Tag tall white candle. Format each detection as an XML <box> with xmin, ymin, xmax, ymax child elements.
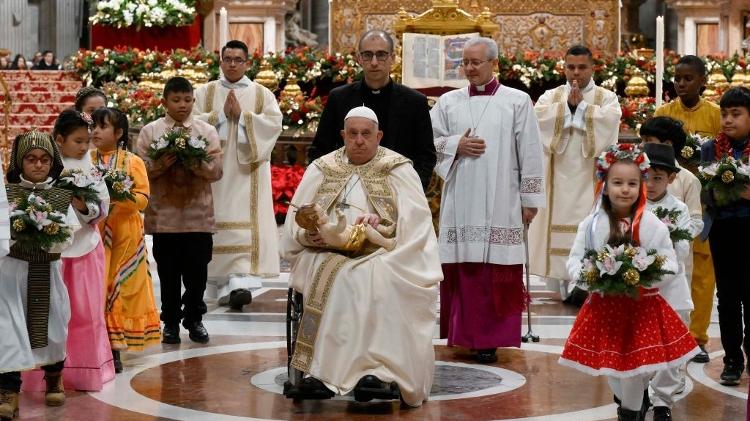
<box><xmin>656</xmin><ymin>15</ymin><xmax>664</xmax><ymax>107</ymax></box>
<box><xmin>219</xmin><ymin>7</ymin><xmax>229</xmax><ymax>52</ymax></box>
<box><xmin>328</xmin><ymin>0</ymin><xmax>333</xmax><ymax>51</ymax></box>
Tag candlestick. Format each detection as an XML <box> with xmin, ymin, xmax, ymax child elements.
<box><xmin>656</xmin><ymin>15</ymin><xmax>664</xmax><ymax>108</ymax></box>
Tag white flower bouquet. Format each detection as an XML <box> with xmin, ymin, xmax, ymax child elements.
<box><xmin>90</xmin><ymin>0</ymin><xmax>196</xmax><ymax>29</ymax></box>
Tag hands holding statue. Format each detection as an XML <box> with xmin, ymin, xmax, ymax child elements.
<box><xmin>293</xmin><ymin>203</ymin><xmax>395</xmax><ymax>253</ymax></box>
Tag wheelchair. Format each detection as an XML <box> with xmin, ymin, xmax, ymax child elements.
<box><xmin>282</xmin><ymin>287</ymin><xmax>401</xmax><ymax>402</ymax></box>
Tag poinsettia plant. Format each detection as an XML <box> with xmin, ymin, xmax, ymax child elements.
<box><xmin>271</xmin><ymin>164</ymin><xmax>306</xmax><ymax>221</ymax></box>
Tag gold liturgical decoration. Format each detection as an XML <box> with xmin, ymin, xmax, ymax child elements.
<box><xmin>625</xmin><ymin>70</ymin><xmax>649</xmax><ymax>97</ymax></box>
<box><xmin>254</xmin><ymin>60</ymin><xmax>279</xmax><ymax>92</ymax></box>
<box><xmin>730</xmin><ymin>69</ymin><xmax>747</xmax><ymax>88</ymax></box>
<box><xmin>281</xmin><ymin>75</ymin><xmax>303</xmax><ymax>99</ymax></box>
<box><xmin>393</xmin><ymin>0</ymin><xmax>498</xmax><ymax>39</ymax></box>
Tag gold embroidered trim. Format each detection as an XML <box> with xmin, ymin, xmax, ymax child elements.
<box><xmin>208</xmin><ymin>110</ymin><xmax>219</xmax><ymax>127</ymax></box>
<box><xmin>549</xmin><ymin>87</ymin><xmax>565</xmax><ymax>154</ymax></box>
<box><xmin>215</xmin><ymin>221</ymin><xmax>253</xmax><ymax>229</ymax></box>
<box><xmin>255</xmin><ymin>83</ymin><xmax>264</xmax><ymax>114</ymax></box>
<box><xmin>544</xmin><ymin>155</ymin><xmax>556</xmax><ymax>276</ymax></box>
<box><xmin>551</xmin><ymin>224</ymin><xmax>578</xmax><ymax>233</ymax></box>
<box><xmin>248</xmin><ymin>162</ymin><xmax>260</xmax><ymax>273</ymax></box>
<box><xmin>550</xmin><ymin>247</ymin><xmax>571</xmax><ymax>256</ymax></box>
<box><xmin>205</xmin><ymin>81</ymin><xmax>216</xmax><ymax>113</ymax></box>
<box><xmin>291</xmin><ymin>253</ymin><xmax>349</xmax><ymax>372</ymax></box>
<box><xmin>583</xmin><ymin>87</ymin><xmax>605</xmax><ymax>159</ymax></box>
<box><xmin>212</xmin><ymin>245</ymin><xmax>253</xmax><ymax>254</ymax></box>
<box><xmin>243</xmin><ymin>112</ymin><xmax>258</xmax><ymax>163</ymax></box>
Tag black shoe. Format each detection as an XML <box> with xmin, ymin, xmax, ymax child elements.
<box><xmin>228</xmin><ymin>288</ymin><xmax>253</xmax><ymax>310</ymax></box>
<box><xmin>162</xmin><ymin>324</ymin><xmax>181</xmax><ymax>344</ymax></box>
<box><xmin>112</xmin><ymin>350</ymin><xmax>122</xmax><ymax>373</ymax></box>
<box><xmin>295</xmin><ymin>377</ymin><xmax>334</xmax><ymax>399</ymax></box>
<box><xmin>691</xmin><ymin>345</ymin><xmax>710</xmax><ymax>363</ymax></box>
<box><xmin>353</xmin><ymin>375</ymin><xmax>400</xmax><ymax>402</ymax></box>
<box><xmin>720</xmin><ymin>362</ymin><xmax>743</xmax><ymax>386</ymax></box>
<box><xmin>639</xmin><ymin>389</ymin><xmax>651</xmax><ymax>419</ymax></box>
<box><xmin>653</xmin><ymin>406</ymin><xmax>672</xmax><ymax>421</ymax></box>
<box><xmin>475</xmin><ymin>348</ymin><xmax>498</xmax><ymax>364</ymax></box>
<box><xmin>617</xmin><ymin>407</ymin><xmax>640</xmax><ymax>421</ymax></box>
<box><xmin>183</xmin><ymin>321</ymin><xmax>209</xmax><ymax>344</ymax></box>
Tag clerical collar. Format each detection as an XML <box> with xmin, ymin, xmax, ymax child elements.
<box><xmin>18</xmin><ymin>175</ymin><xmax>53</xmax><ymax>190</ymax></box>
<box><xmin>362</xmin><ymin>79</ymin><xmax>393</xmax><ymax>95</ymax></box>
<box><xmin>220</xmin><ymin>75</ymin><xmax>252</xmax><ymax>90</ymax></box>
<box><xmin>164</xmin><ymin>113</ymin><xmax>193</xmax><ymax>129</ymax></box>
<box><xmin>469</xmin><ymin>77</ymin><xmax>499</xmax><ymax>96</ymax></box>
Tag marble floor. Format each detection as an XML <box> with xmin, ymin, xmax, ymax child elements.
<box><xmin>11</xmin><ymin>256</ymin><xmax>747</xmax><ymax>420</ymax></box>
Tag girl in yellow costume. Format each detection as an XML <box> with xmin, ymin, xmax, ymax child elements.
<box><xmin>90</xmin><ymin>108</ymin><xmax>161</xmax><ymax>372</ymax></box>
<box><xmin>654</xmin><ymin>54</ymin><xmax>719</xmax><ymax>363</ymax></box>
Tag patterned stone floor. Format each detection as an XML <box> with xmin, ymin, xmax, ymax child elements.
<box><xmin>10</xmin><ymin>267</ymin><xmax>746</xmax><ymax>421</ymax></box>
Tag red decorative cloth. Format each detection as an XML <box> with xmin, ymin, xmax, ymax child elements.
<box><xmin>440</xmin><ymin>262</ymin><xmax>525</xmax><ymax>349</ymax></box>
<box><xmin>91</xmin><ymin>20</ymin><xmax>201</xmax><ymax>51</ymax></box>
<box><xmin>559</xmin><ymin>288</ymin><xmax>699</xmax><ymax>378</ymax></box>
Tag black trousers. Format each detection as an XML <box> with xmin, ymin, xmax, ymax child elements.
<box><xmin>0</xmin><ymin>360</ymin><xmax>64</xmax><ymax>392</ymax></box>
<box><xmin>152</xmin><ymin>233</ymin><xmax>213</xmax><ymax>326</ymax></box>
<box><xmin>709</xmin><ymin>217</ymin><xmax>750</xmax><ymax>365</ymax></box>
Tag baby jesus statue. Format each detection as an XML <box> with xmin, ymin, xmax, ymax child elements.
<box><xmin>292</xmin><ymin>203</ymin><xmax>396</xmax><ymax>254</ymax></box>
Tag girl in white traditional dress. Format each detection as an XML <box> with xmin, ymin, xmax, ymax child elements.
<box><xmin>21</xmin><ymin>110</ymin><xmax>114</xmax><ymax>392</ymax></box>
<box><xmin>559</xmin><ymin>144</ymin><xmax>699</xmax><ymax>421</ymax></box>
<box><xmin>0</xmin><ymin>131</ymin><xmax>79</xmax><ymax>420</ymax></box>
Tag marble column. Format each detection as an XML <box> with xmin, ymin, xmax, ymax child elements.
<box><xmin>311</xmin><ymin>0</ymin><xmax>329</xmax><ymax>47</ymax></box>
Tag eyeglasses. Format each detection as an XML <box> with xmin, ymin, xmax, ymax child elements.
<box><xmin>222</xmin><ymin>57</ymin><xmax>247</xmax><ymax>65</ymax></box>
<box><xmin>358</xmin><ymin>51</ymin><xmax>392</xmax><ymax>62</ymax></box>
<box><xmin>23</xmin><ymin>155</ymin><xmax>52</xmax><ymax>166</ymax></box>
<box><xmin>460</xmin><ymin>59</ymin><xmax>491</xmax><ymax>68</ymax></box>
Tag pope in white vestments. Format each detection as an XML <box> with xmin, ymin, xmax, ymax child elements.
<box><xmin>193</xmin><ymin>41</ymin><xmax>283</xmax><ymax>308</ymax></box>
<box><xmin>280</xmin><ymin>106</ymin><xmax>442</xmax><ymax>407</ymax></box>
<box><xmin>430</xmin><ymin>38</ymin><xmax>546</xmax><ymax>363</ymax></box>
<box><xmin>529</xmin><ymin>45</ymin><xmax>621</xmax><ymax>287</ymax></box>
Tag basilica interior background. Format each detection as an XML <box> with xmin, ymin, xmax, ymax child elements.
<box><xmin>0</xmin><ymin>1</ymin><xmax>748</xmax><ymax>420</ymax></box>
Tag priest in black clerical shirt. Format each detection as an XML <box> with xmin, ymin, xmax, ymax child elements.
<box><xmin>309</xmin><ymin>30</ymin><xmax>436</xmax><ymax>190</ymax></box>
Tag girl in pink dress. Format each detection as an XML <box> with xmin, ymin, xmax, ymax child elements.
<box><xmin>22</xmin><ymin>110</ymin><xmax>114</xmax><ymax>391</ymax></box>
<box><xmin>559</xmin><ymin>144</ymin><xmax>699</xmax><ymax>421</ymax></box>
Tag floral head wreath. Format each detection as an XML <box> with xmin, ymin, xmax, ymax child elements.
<box><xmin>590</xmin><ymin>143</ymin><xmax>650</xmax><ymax>246</ymax></box>
<box><xmin>595</xmin><ymin>143</ymin><xmax>650</xmax><ymax>181</ymax></box>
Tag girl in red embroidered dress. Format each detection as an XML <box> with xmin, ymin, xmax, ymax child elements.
<box><xmin>560</xmin><ymin>144</ymin><xmax>699</xmax><ymax>421</ymax></box>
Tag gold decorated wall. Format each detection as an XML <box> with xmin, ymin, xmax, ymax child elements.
<box><xmin>331</xmin><ymin>0</ymin><xmax>620</xmax><ymax>55</ymax></box>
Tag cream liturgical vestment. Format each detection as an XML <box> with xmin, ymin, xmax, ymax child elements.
<box><xmin>529</xmin><ymin>81</ymin><xmax>620</xmax><ymax>280</ymax></box>
<box><xmin>193</xmin><ymin>76</ymin><xmax>282</xmax><ymax>281</ymax></box>
<box><xmin>431</xmin><ymin>84</ymin><xmax>546</xmax><ymax>265</ymax></box>
<box><xmin>280</xmin><ymin>147</ymin><xmax>442</xmax><ymax>407</ymax></box>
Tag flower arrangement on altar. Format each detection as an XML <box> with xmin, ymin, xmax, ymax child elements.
<box><xmin>650</xmin><ymin>207</ymin><xmax>693</xmax><ymax>244</ymax></box>
<box><xmin>619</xmin><ymin>96</ymin><xmax>656</xmax><ymax>131</ymax></box>
<box><xmin>577</xmin><ymin>244</ymin><xmax>673</xmax><ymax>297</ymax></box>
<box><xmin>699</xmin><ymin>155</ymin><xmax>750</xmax><ymax>207</ymax></box>
<box><xmin>90</xmin><ymin>0</ymin><xmax>196</xmax><ymax>29</ymax></box>
<box><xmin>279</xmin><ymin>94</ymin><xmax>325</xmax><ymax>131</ymax></box>
<box><xmin>55</xmin><ymin>168</ymin><xmax>103</xmax><ymax>203</ymax></box>
<box><xmin>147</xmin><ymin>127</ymin><xmax>212</xmax><ymax>168</ymax></box>
<box><xmin>70</xmin><ymin>46</ymin><xmax>218</xmax><ymax>86</ymax></box>
<box><xmin>102</xmin><ymin>82</ymin><xmax>164</xmax><ymax>124</ymax></box>
<box><xmin>10</xmin><ymin>194</ymin><xmax>72</xmax><ymax>250</ymax></box>
<box><xmin>271</xmin><ymin>164</ymin><xmax>306</xmax><ymax>221</ymax></box>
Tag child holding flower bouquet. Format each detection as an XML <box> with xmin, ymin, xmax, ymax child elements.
<box><xmin>0</xmin><ymin>131</ymin><xmax>81</xmax><ymax>420</ymax></box>
<box><xmin>699</xmin><ymin>86</ymin><xmax>750</xmax><ymax>386</ymax></box>
<box><xmin>91</xmin><ymin>107</ymin><xmax>160</xmax><ymax>372</ymax></box>
<box><xmin>653</xmin><ymin>55</ymin><xmax>720</xmax><ymax>365</ymax></box>
<box><xmin>643</xmin><ymin>143</ymin><xmax>702</xmax><ymax>421</ymax></box>
<box><xmin>136</xmin><ymin>77</ymin><xmax>223</xmax><ymax>344</ymax></box>
<box><xmin>560</xmin><ymin>144</ymin><xmax>699</xmax><ymax>421</ymax></box>
<box><xmin>21</xmin><ymin>110</ymin><xmax>114</xmax><ymax>393</ymax></box>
